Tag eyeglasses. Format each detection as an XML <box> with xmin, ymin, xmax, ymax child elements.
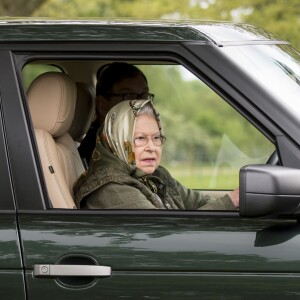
<box><xmin>134</xmin><ymin>134</ymin><xmax>166</xmax><ymax>147</ymax></box>
<box><xmin>106</xmin><ymin>93</ymin><xmax>154</xmax><ymax>101</ymax></box>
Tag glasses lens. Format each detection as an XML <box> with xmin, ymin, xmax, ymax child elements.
<box><xmin>134</xmin><ymin>135</ymin><xmax>165</xmax><ymax>147</ymax></box>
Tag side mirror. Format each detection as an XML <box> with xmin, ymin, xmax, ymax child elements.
<box><xmin>239</xmin><ymin>164</ymin><xmax>300</xmax><ymax>217</ymax></box>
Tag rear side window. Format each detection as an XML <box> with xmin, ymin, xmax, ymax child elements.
<box><xmin>22</xmin><ymin>64</ymin><xmax>62</xmax><ymax>90</ymax></box>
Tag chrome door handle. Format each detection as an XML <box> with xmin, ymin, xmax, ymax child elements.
<box><xmin>33</xmin><ymin>264</ymin><xmax>111</xmax><ymax>278</ymax></box>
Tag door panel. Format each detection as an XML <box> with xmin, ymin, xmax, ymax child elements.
<box><xmin>19</xmin><ymin>212</ymin><xmax>300</xmax><ymax>299</ymax></box>
<box><xmin>25</xmin><ymin>271</ymin><xmax>300</xmax><ymax>299</ymax></box>
<box><xmin>0</xmin><ymin>272</ymin><xmax>25</xmax><ymax>299</ymax></box>
<box><xmin>0</xmin><ymin>215</ymin><xmax>25</xmax><ymax>299</ymax></box>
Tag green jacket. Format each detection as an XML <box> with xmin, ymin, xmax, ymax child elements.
<box><xmin>74</xmin><ymin>138</ymin><xmax>236</xmax><ymax>211</ymax></box>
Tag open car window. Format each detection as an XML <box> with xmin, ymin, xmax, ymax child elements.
<box><xmin>22</xmin><ymin>60</ymin><xmax>275</xmax><ymax>210</ymax></box>
<box><xmin>140</xmin><ymin>64</ymin><xmax>275</xmax><ymax>190</ymax></box>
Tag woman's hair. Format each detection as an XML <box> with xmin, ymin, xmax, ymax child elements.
<box><xmin>96</xmin><ymin>62</ymin><xmax>148</xmax><ymax>96</ymax></box>
<box><xmin>137</xmin><ymin>101</ymin><xmax>156</xmax><ymax>119</ymax></box>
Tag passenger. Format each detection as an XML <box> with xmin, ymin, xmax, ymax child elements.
<box><xmin>74</xmin><ymin>99</ymin><xmax>239</xmax><ymax>210</ymax></box>
<box><xmin>78</xmin><ymin>62</ymin><xmax>152</xmax><ymax>165</ymax></box>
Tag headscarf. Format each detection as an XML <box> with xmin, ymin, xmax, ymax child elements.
<box><xmin>74</xmin><ymin>100</ymin><xmax>185</xmax><ymax>210</ymax></box>
<box><xmin>93</xmin><ymin>99</ymin><xmax>163</xmax><ymax>171</ymax></box>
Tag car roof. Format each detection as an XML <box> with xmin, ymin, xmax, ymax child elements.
<box><xmin>0</xmin><ymin>19</ymin><xmax>287</xmax><ymax>46</ymax></box>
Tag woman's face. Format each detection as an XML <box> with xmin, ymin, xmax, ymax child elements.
<box><xmin>134</xmin><ymin>114</ymin><xmax>162</xmax><ymax>174</ymax></box>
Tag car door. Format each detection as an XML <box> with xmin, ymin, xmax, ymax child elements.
<box><xmin>18</xmin><ymin>212</ymin><xmax>300</xmax><ymax>299</ymax></box>
<box><xmin>10</xmin><ymin>44</ymin><xmax>300</xmax><ymax>298</ymax></box>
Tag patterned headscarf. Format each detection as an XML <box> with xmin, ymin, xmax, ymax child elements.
<box><xmin>96</xmin><ymin>99</ymin><xmax>163</xmax><ymax>170</ymax></box>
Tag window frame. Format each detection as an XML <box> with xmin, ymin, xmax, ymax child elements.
<box><xmin>9</xmin><ymin>41</ymin><xmax>285</xmax><ymax>212</ymax></box>
<box><xmin>0</xmin><ymin>93</ymin><xmax>15</xmax><ymax>211</ymax></box>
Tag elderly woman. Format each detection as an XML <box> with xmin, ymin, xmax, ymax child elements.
<box><xmin>74</xmin><ymin>99</ymin><xmax>239</xmax><ymax>210</ymax></box>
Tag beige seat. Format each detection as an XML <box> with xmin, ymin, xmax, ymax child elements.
<box><xmin>69</xmin><ymin>82</ymin><xmax>96</xmax><ymax>144</ymax></box>
<box><xmin>27</xmin><ymin>72</ymin><xmax>85</xmax><ymax>209</ymax></box>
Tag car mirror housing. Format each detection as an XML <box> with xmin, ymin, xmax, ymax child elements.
<box><xmin>239</xmin><ymin>164</ymin><xmax>300</xmax><ymax>218</ymax></box>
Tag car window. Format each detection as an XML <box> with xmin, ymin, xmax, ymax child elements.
<box><xmin>22</xmin><ymin>60</ymin><xmax>275</xmax><ymax>210</ymax></box>
<box><xmin>22</xmin><ymin>64</ymin><xmax>62</xmax><ymax>90</ymax></box>
<box><xmin>139</xmin><ymin>64</ymin><xmax>275</xmax><ymax>190</ymax></box>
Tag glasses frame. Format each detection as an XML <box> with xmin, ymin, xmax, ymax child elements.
<box><xmin>134</xmin><ymin>134</ymin><xmax>166</xmax><ymax>147</ymax></box>
<box><xmin>106</xmin><ymin>93</ymin><xmax>155</xmax><ymax>101</ymax></box>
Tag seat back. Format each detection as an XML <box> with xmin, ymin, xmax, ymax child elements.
<box><xmin>69</xmin><ymin>82</ymin><xmax>96</xmax><ymax>143</ymax></box>
<box><xmin>27</xmin><ymin>72</ymin><xmax>85</xmax><ymax>208</ymax></box>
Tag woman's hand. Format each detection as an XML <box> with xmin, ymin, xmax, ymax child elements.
<box><xmin>229</xmin><ymin>188</ymin><xmax>239</xmax><ymax>208</ymax></box>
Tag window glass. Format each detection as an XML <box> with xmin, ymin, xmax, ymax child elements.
<box><xmin>22</xmin><ymin>64</ymin><xmax>62</xmax><ymax>90</ymax></box>
<box><xmin>22</xmin><ymin>59</ymin><xmax>275</xmax><ymax>209</ymax></box>
<box><xmin>140</xmin><ymin>65</ymin><xmax>275</xmax><ymax>190</ymax></box>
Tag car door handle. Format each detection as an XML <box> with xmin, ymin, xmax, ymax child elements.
<box><xmin>33</xmin><ymin>264</ymin><xmax>111</xmax><ymax>278</ymax></box>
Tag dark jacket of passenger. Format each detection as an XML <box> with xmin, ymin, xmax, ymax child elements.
<box><xmin>74</xmin><ymin>136</ymin><xmax>236</xmax><ymax>211</ymax></box>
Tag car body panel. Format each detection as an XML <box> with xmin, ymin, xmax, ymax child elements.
<box><xmin>20</xmin><ymin>212</ymin><xmax>300</xmax><ymax>298</ymax></box>
<box><xmin>0</xmin><ymin>19</ymin><xmax>284</xmax><ymax>44</ymax></box>
<box><xmin>0</xmin><ymin>215</ymin><xmax>25</xmax><ymax>300</ymax></box>
<box><xmin>25</xmin><ymin>272</ymin><xmax>300</xmax><ymax>299</ymax></box>
<box><xmin>192</xmin><ymin>23</ymin><xmax>287</xmax><ymax>45</ymax></box>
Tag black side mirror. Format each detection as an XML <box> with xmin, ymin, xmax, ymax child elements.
<box><xmin>239</xmin><ymin>164</ymin><xmax>300</xmax><ymax>217</ymax></box>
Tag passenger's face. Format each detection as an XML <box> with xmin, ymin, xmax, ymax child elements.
<box><xmin>134</xmin><ymin>115</ymin><xmax>162</xmax><ymax>174</ymax></box>
<box><xmin>96</xmin><ymin>74</ymin><xmax>149</xmax><ymax>123</ymax></box>
<box><xmin>110</xmin><ymin>75</ymin><xmax>149</xmax><ymax>105</ymax></box>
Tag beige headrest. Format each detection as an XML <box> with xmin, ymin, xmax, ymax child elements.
<box><xmin>27</xmin><ymin>72</ymin><xmax>76</xmax><ymax>138</ymax></box>
<box><xmin>69</xmin><ymin>82</ymin><xmax>96</xmax><ymax>142</ymax></box>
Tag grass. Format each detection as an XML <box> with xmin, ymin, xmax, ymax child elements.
<box><xmin>165</xmin><ymin>164</ymin><xmax>239</xmax><ymax>190</ymax></box>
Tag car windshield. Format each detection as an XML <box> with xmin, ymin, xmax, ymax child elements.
<box><xmin>222</xmin><ymin>44</ymin><xmax>300</xmax><ymax>120</ymax></box>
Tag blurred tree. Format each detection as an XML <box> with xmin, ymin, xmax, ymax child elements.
<box><xmin>192</xmin><ymin>0</ymin><xmax>300</xmax><ymax>50</ymax></box>
<box><xmin>0</xmin><ymin>0</ymin><xmax>46</xmax><ymax>16</ymax></box>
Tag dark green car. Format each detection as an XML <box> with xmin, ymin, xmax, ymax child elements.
<box><xmin>2</xmin><ymin>19</ymin><xmax>300</xmax><ymax>299</ymax></box>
